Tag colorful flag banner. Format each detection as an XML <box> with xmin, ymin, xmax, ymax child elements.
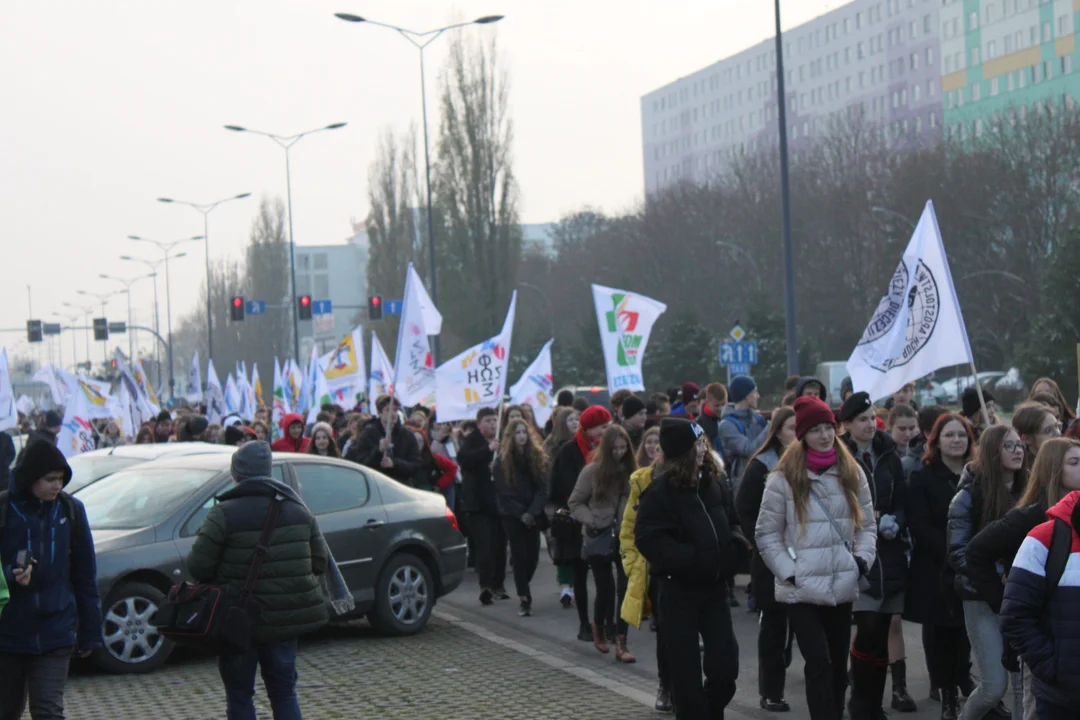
<box><xmin>205</xmin><ymin>358</ymin><xmax>225</xmax><ymax>424</ymax></box>
<box><xmin>56</xmin><ymin>385</ymin><xmax>95</xmax><ymax>459</ymax></box>
<box><xmin>435</xmin><ymin>292</ymin><xmax>517</xmax><ymax>422</ymax></box>
<box><xmin>320</xmin><ymin>326</ymin><xmax>366</xmax><ymax>409</ymax></box>
<box><xmin>508</xmin><ymin>339</ymin><xmax>555</xmax><ymax>429</ymax></box>
<box><xmin>115</xmin><ymin>350</ymin><xmax>157</xmax><ymax>429</ymax></box>
<box><xmin>591</xmin><ymin>283</ymin><xmax>667</xmax><ymax>394</ymax></box>
<box><xmin>369</xmin><ymin>333</ymin><xmax>394</xmax><ymax>415</ymax></box>
<box><xmin>75</xmin><ymin>373</ymin><xmax>116</xmax><ymax>420</ymax></box>
<box><xmin>272</xmin><ymin>357</ymin><xmax>290</xmax><ymax>441</ymax></box>
<box><xmin>251</xmin><ymin>363</ymin><xmax>263</xmax><ymax>409</ymax></box>
<box><xmin>224</xmin><ymin>373</ymin><xmax>242</xmax><ymax>416</ymax></box>
<box><xmin>393</xmin><ymin>263</ymin><xmax>442</xmax><ymax>407</ymax></box>
<box><xmin>187</xmin><ymin>351</ymin><xmax>203</xmax><ymax>403</ymax></box>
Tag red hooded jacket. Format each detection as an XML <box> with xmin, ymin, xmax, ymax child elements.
<box><xmin>270</xmin><ymin>412</ymin><xmax>310</xmax><ymax>453</ymax></box>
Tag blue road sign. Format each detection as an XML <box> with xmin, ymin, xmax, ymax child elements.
<box><xmin>246</xmin><ymin>300</ymin><xmax>266</xmax><ymax>315</ymax></box>
<box><xmin>728</xmin><ymin>363</ymin><xmax>751</xmax><ymax>376</ymax></box>
<box><xmin>384</xmin><ymin>299</ymin><xmax>403</xmax><ymax>316</ymax></box>
<box><xmin>719</xmin><ymin>341</ymin><xmax>758</xmax><ymax>366</ymax></box>
<box><xmin>312</xmin><ymin>299</ymin><xmax>333</xmax><ymax>315</ymax></box>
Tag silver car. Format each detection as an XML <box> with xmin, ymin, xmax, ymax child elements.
<box><xmin>77</xmin><ymin>452</ymin><xmax>468</xmax><ymax>674</ymax></box>
<box><xmin>66</xmin><ymin>442</ymin><xmax>234</xmax><ymax>493</ymax></box>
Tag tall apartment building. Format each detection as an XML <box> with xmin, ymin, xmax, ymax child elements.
<box><xmin>940</xmin><ymin>0</ymin><xmax>1078</xmax><ymax>139</ymax></box>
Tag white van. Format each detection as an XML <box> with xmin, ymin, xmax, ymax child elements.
<box><xmin>815</xmin><ymin>362</ymin><xmax>849</xmax><ymax>404</ymax></box>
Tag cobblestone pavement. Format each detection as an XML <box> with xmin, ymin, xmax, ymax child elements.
<box><xmin>66</xmin><ymin>617</ymin><xmax>659</xmax><ymax>720</ymax></box>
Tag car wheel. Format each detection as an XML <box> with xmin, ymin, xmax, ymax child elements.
<box><xmin>369</xmin><ymin>552</ymin><xmax>434</xmax><ymax>636</ymax></box>
<box><xmin>94</xmin><ymin>581</ymin><xmax>174</xmax><ymax>674</ymax></box>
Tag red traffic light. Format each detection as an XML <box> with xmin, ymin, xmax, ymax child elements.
<box><xmin>300</xmin><ymin>295</ymin><xmax>311</xmax><ymax>306</ymax></box>
<box><xmin>371</xmin><ymin>297</ymin><xmax>380</xmax><ymax>306</ymax></box>
<box><xmin>232</xmin><ymin>297</ymin><xmax>243</xmax><ymax>307</ymax></box>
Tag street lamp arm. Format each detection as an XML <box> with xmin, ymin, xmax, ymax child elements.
<box><xmin>224</xmin><ymin>123</ymin><xmax>348</xmax><ymax>147</ymax></box>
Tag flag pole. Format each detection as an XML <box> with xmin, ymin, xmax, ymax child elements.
<box><xmin>968</xmin><ymin>360</ymin><xmax>992</xmax><ymax>429</ymax></box>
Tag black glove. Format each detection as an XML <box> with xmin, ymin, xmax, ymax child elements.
<box><xmin>854</xmin><ymin>556</ymin><xmax>869</xmax><ymax>577</ymax></box>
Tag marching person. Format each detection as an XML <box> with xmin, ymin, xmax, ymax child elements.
<box><xmin>718</xmin><ymin>375</ymin><xmax>769</xmax><ymax>493</ymax></box>
<box><xmin>307</xmin><ymin>422</ymin><xmax>340</xmax><ymax>458</ymax></box>
<box><xmin>755</xmin><ymin>396</ymin><xmax>876</xmax><ymax>720</ymax></box>
<box><xmin>458</xmin><ymin>407</ymin><xmax>509</xmax><ymax>605</ymax></box>
<box><xmin>569</xmin><ymin>424</ymin><xmax>637</xmax><ymax>661</ymax></box>
<box><xmin>492</xmin><ymin>419</ymin><xmax>549</xmax><ymax>617</ymax></box>
<box><xmin>695</xmin><ymin>383</ymin><xmax>729</xmax><ymax>453</ymax></box>
<box><xmin>0</xmin><ymin>439</ymin><xmax>102</xmax><ymax>719</ymax></box>
<box><xmin>543</xmin><ymin>406</ymin><xmax>582</xmax><ymax>605</ymax></box>
<box><xmin>947</xmin><ymin>424</ymin><xmax>1028</xmax><ymax>720</ymax></box>
<box><xmin>635</xmin><ymin>426</ymin><xmax>661</xmax><ymax>468</ymax></box>
<box><xmin>620</xmin><ymin>395</ymin><xmax>648</xmax><ymax>450</ymax></box>
<box><xmin>635</xmin><ymin>418</ymin><xmax>747</xmax><ymax>719</ymax></box>
<box><xmin>735</xmin><ymin>406</ymin><xmax>796</xmax><ymax>713</ymax></box>
<box><xmin>187</xmin><ymin>441</ymin><xmax>329</xmax><ymax>720</ymax></box>
<box><xmin>270</xmin><ymin>412</ymin><xmax>310</xmax><ymax>454</ymax></box>
<box><xmin>549</xmin><ymin>405</ymin><xmax>611</xmax><ymax>640</ymax></box>
<box><xmin>838</xmin><ymin>392</ymin><xmax>911</xmax><ymax>719</ymax></box>
<box><xmin>345</xmin><ymin>396</ymin><xmax>421</xmax><ymax>487</ymax></box>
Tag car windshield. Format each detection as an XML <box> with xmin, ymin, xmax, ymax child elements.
<box><xmin>78</xmin><ymin>467</ymin><xmax>219</xmax><ymax>530</ymax></box>
<box><xmin>66</xmin><ymin>455</ymin><xmax>143</xmax><ymax>494</ymax></box>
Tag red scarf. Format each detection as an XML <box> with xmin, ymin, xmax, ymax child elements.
<box><xmin>575</xmin><ymin>429</ymin><xmax>600</xmax><ymax>461</ymax></box>
<box><xmin>701</xmin><ymin>403</ymin><xmax>718</xmax><ymax>419</ymax></box>
<box><xmin>806</xmin><ymin>447</ymin><xmax>837</xmax><ymax>474</ymax></box>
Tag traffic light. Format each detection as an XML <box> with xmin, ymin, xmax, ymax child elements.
<box><xmin>368</xmin><ymin>295</ymin><xmax>383</xmax><ymax>321</ymax></box>
<box><xmin>93</xmin><ymin>318</ymin><xmax>109</xmax><ymax>341</ymax></box>
<box><xmin>230</xmin><ymin>296</ymin><xmax>245</xmax><ymax>322</ymax></box>
<box><xmin>298</xmin><ymin>295</ymin><xmax>312</xmax><ymax>321</ymax></box>
<box><xmin>26</xmin><ymin>320</ymin><xmax>42</xmax><ymax>343</ymax></box>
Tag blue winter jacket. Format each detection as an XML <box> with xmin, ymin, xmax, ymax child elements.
<box><xmin>1000</xmin><ymin>490</ymin><xmax>1080</xmax><ymax>708</ymax></box>
<box><xmin>0</xmin><ymin>442</ymin><xmax>103</xmax><ymax>655</ymax></box>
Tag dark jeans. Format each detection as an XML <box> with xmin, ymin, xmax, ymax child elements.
<box><xmin>218</xmin><ymin>639</ymin><xmax>301</xmax><ymax>720</ymax></box>
<box><xmin>467</xmin><ymin>512</ymin><xmax>507</xmax><ymax>592</ymax></box>
<box><xmin>571</xmin><ymin>558</ymin><xmax>591</xmax><ymax>628</ymax></box>
<box><xmin>587</xmin><ymin>553</ymin><xmax>629</xmax><ymax>634</ymax></box>
<box><xmin>659</xmin><ymin>581</ymin><xmax>739</xmax><ymax>719</ymax></box>
<box><xmin>649</xmin><ymin>577</ymin><xmax>670</xmax><ymax>687</ymax></box>
<box><xmin>787</xmin><ymin>602</ymin><xmax>853</xmax><ymax>720</ymax></box>
<box><xmin>922</xmin><ymin>624</ymin><xmax>972</xmax><ymax>691</ymax></box>
<box><xmin>758</xmin><ymin>605</ymin><xmax>789</xmax><ymax>701</ymax></box>
<box><xmin>849</xmin><ymin>611</ymin><xmax>892</xmax><ymax>719</ymax></box>
<box><xmin>502</xmin><ymin>517</ymin><xmax>540</xmax><ymax>598</ymax></box>
<box><xmin>0</xmin><ymin>648</ymin><xmax>71</xmax><ymax>720</ymax></box>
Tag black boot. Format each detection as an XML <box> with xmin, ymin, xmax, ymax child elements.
<box><xmin>940</xmin><ymin>687</ymin><xmax>958</xmax><ymax>720</ymax></box>
<box><xmin>576</xmin><ymin>622</ymin><xmax>592</xmax><ymax>642</ymax></box>
<box><xmin>890</xmin><ymin>660</ymin><xmax>918</xmax><ymax>712</ymax></box>
<box><xmin>655</xmin><ymin>684</ymin><xmax>673</xmax><ymax>712</ymax></box>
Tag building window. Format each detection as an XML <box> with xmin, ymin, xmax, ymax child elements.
<box><xmin>990</xmin><ymin>77</ymin><xmax>999</xmax><ymax>95</ymax></box>
<box><xmin>914</xmin><ymin>84</ymin><xmax>921</xmax><ymax>101</ymax></box>
<box><xmin>987</xmin><ymin>40</ymin><xmax>996</xmax><ymax>59</ymax></box>
<box><xmin>298</xmin><ymin>254</ymin><xmax>310</xmax><ymax>271</ymax></box>
<box><xmin>972</xmin><ymin>82</ymin><xmax>981</xmax><ymax>100</ymax></box>
<box><xmin>927</xmin><ymin>47</ymin><xmax>934</xmax><ymax>65</ymax></box>
<box><xmin>930</xmin><ymin>111</ymin><xmax>937</xmax><ymax>128</ymax></box>
<box><xmin>945</xmin><ymin>55</ymin><xmax>953</xmax><ymax>72</ymax></box>
<box><xmin>924</xmin><ymin>14</ymin><xmax>932</xmax><ymax>33</ymax></box>
<box><xmin>910</xmin><ymin>20</ymin><xmax>917</xmax><ymax>38</ymax></box>
<box><xmin>971</xmin><ymin>47</ymin><xmax>980</xmax><ymax>65</ymax></box>
<box><xmin>928</xmin><ymin>79</ymin><xmax>936</xmax><ymax>97</ymax></box>
<box><xmin>1044</xmin><ymin>60</ymin><xmax>1053</xmax><ymax>80</ymax></box>
<box><xmin>969</xmin><ymin>11</ymin><xmax>978</xmax><ymax>31</ymax></box>
<box><xmin>1063</xmin><ymin>55</ymin><xmax>1073</xmax><ymax>75</ymax></box>
<box><xmin>1043</xmin><ymin>22</ymin><xmax>1052</xmax><ymax>42</ymax></box>
<box><xmin>313</xmin><ymin>253</ymin><xmax>328</xmax><ymax>271</ymax></box>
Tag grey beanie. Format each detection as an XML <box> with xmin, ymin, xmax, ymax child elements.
<box><xmin>231</xmin><ymin>441</ymin><xmax>273</xmax><ymax>482</ymax></box>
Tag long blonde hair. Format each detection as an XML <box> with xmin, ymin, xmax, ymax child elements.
<box><xmin>1016</xmin><ymin>437</ymin><xmax>1080</xmax><ymax>509</ymax></box>
<box><xmin>775</xmin><ymin>438</ymin><xmax>865</xmax><ymax>530</ymax></box>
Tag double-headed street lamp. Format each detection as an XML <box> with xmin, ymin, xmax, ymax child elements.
<box><xmin>100</xmin><ymin>272</ymin><xmax>155</xmax><ymax>363</ymax></box>
<box><xmin>157</xmin><ymin>193</ymin><xmax>250</xmax><ymax>362</ymax></box>
<box><xmin>223</xmin><ymin>123</ymin><xmax>347</xmax><ymax>362</ymax></box>
<box><xmin>127</xmin><ymin>235</ymin><xmax>201</xmax><ymax>400</ymax></box>
<box><xmin>334</xmin><ymin>12</ymin><xmax>504</xmax><ymax>364</ymax></box>
<box><xmin>76</xmin><ymin>288</ymin><xmax>128</xmax><ymax>363</ymax></box>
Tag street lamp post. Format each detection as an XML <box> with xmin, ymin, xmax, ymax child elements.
<box><xmin>99</xmin><ymin>273</ymin><xmax>154</xmax><ymax>363</ymax></box>
<box><xmin>223</xmin><ymin>123</ymin><xmax>347</xmax><ymax>362</ymax></box>
<box><xmin>334</xmin><ymin>12</ymin><xmax>504</xmax><ymax>364</ymax></box>
<box><xmin>118</xmin><ymin>257</ymin><xmax>162</xmax><ymax>385</ymax></box>
<box><xmin>773</xmin><ymin>0</ymin><xmax>799</xmax><ymax>376</ymax></box>
<box><xmin>128</xmin><ymin>235</ymin><xmax>200</xmax><ymax>401</ymax></box>
<box><xmin>157</xmin><ymin>194</ymin><xmax>251</xmax><ymax>363</ymax></box>
<box><xmin>76</xmin><ymin>289</ymin><xmax>127</xmax><ymax>363</ymax></box>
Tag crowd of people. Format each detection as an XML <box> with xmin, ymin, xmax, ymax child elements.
<box><xmin>2</xmin><ymin>372</ymin><xmax>1079</xmax><ymax>719</ymax></box>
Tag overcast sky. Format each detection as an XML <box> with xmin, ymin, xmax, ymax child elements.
<box><xmin>1</xmin><ymin>0</ymin><xmax>835</xmax><ymax>366</ymax></box>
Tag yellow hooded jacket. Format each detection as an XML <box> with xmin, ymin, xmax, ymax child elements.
<box><xmin>619</xmin><ymin>464</ymin><xmax>655</xmax><ymax>628</ymax></box>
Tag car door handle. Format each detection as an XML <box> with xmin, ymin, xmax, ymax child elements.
<box><xmin>363</xmin><ymin>519</ymin><xmax>385</xmax><ymax>529</ymax></box>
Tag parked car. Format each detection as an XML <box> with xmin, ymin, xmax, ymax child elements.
<box><xmin>556</xmin><ymin>385</ymin><xmax>611</xmax><ymax>408</ymax></box>
<box><xmin>66</xmin><ymin>442</ymin><xmax>233</xmax><ymax>494</ymax></box>
<box><xmin>936</xmin><ymin>371</ymin><xmax>1008</xmax><ymax>404</ymax></box>
<box><xmin>76</xmin><ymin>452</ymin><xmax>467</xmax><ymax>674</ymax></box>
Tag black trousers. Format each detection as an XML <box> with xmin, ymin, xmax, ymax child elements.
<box><xmin>571</xmin><ymin>558</ymin><xmax>591</xmax><ymax>628</ymax></box>
<box><xmin>758</xmin><ymin>605</ymin><xmax>789</xmax><ymax>701</ymax></box>
<box><xmin>922</xmin><ymin>624</ymin><xmax>971</xmax><ymax>690</ymax></box>
<box><xmin>649</xmin><ymin>577</ymin><xmax>670</xmax><ymax>687</ymax></box>
<box><xmin>787</xmin><ymin>602</ymin><xmax>853</xmax><ymax>720</ymax></box>
<box><xmin>502</xmin><ymin>517</ymin><xmax>540</xmax><ymax>598</ymax></box>
<box><xmin>467</xmin><ymin>512</ymin><xmax>506</xmax><ymax>592</ymax></box>
<box><xmin>0</xmin><ymin>647</ymin><xmax>72</xmax><ymax>720</ymax></box>
<box><xmin>587</xmin><ymin>554</ymin><xmax>629</xmax><ymax>634</ymax></box>
<box><xmin>659</xmin><ymin>580</ymin><xmax>739</xmax><ymax>720</ymax></box>
<box><xmin>848</xmin><ymin>611</ymin><xmax>892</xmax><ymax>719</ymax></box>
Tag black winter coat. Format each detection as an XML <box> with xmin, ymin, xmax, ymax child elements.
<box><xmin>843</xmin><ymin>430</ymin><xmax>909</xmax><ymax>599</ymax></box>
<box><xmin>966</xmin><ymin>500</ymin><xmax>1048</xmax><ymax>613</ymax></box>
<box><xmin>492</xmin><ymin>455</ymin><xmax>548</xmax><ymax>521</ymax></box>
<box><xmin>456</xmin><ymin>430</ymin><xmax>498</xmax><ymax>515</ymax></box>
<box><xmin>947</xmin><ymin>465</ymin><xmax>1024</xmax><ymax>601</ymax></box>
<box><xmin>735</xmin><ymin>449</ymin><xmax>781</xmax><ymax>608</ymax></box>
<box><xmin>904</xmin><ymin>459</ymin><xmax>965</xmax><ymax>626</ymax></box>
<box><xmin>345</xmin><ymin>419</ymin><xmax>421</xmax><ymax>487</ymax></box>
<box><xmin>547</xmin><ymin>439</ymin><xmax>589</xmax><ymax>561</ymax></box>
<box><xmin>635</xmin><ymin>469</ymin><xmax>748</xmax><ymax>588</ymax></box>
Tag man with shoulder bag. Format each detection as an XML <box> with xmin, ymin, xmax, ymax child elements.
<box><xmin>186</xmin><ymin>441</ymin><xmax>329</xmax><ymax>720</ymax></box>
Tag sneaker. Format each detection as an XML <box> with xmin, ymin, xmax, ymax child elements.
<box><xmin>518</xmin><ymin>599</ymin><xmax>531</xmax><ymax>617</ymax></box>
<box><xmin>493</xmin><ymin>587</ymin><xmax>511</xmax><ymax>601</ymax></box>
<box><xmin>479</xmin><ymin>588</ymin><xmax>494</xmax><ymax>606</ymax></box>
<box><xmin>655</xmin><ymin>686</ymin><xmax>673</xmax><ymax>713</ymax></box>
<box><xmin>760</xmin><ymin>697</ymin><xmax>791</xmax><ymax>712</ymax></box>
<box><xmin>559</xmin><ymin>588</ymin><xmax>573</xmax><ymax>609</ymax></box>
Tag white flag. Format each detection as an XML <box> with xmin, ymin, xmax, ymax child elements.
<box><xmin>250</xmin><ymin>364</ymin><xmax>262</xmax><ymax>411</ymax></box>
<box><xmin>56</xmin><ymin>384</ymin><xmax>96</xmax><ymax>458</ymax></box>
<box><xmin>32</xmin><ymin>365</ymin><xmax>66</xmax><ymax>407</ymax></box>
<box><xmin>205</xmin><ymin>358</ymin><xmax>225</xmax><ymax>424</ymax></box>
<box><xmin>298</xmin><ymin>344</ymin><xmax>319</xmax><ymax>414</ymax></box>
<box><xmin>116</xmin><ymin>381</ymin><xmax>139</xmax><ymax>439</ymax></box>
<box><xmin>592</xmin><ymin>284</ymin><xmax>667</xmax><ymax>394</ymax></box>
<box><xmin>187</xmin><ymin>351</ymin><xmax>203</xmax><ymax>403</ymax></box>
<box><xmin>272</xmin><ymin>358</ymin><xmax>290</xmax><ymax>441</ymax></box>
<box><xmin>134</xmin><ymin>361</ymin><xmax>160</xmax><ymax>414</ymax></box>
<box><xmin>846</xmin><ymin>200</ymin><xmax>973</xmax><ymax>401</ymax></box>
<box><xmin>508</xmin><ymin>339</ymin><xmax>555</xmax><ymax>429</ymax></box>
<box><xmin>16</xmin><ymin>394</ymin><xmax>34</xmax><ymax>418</ymax></box>
<box><xmin>306</xmin><ymin>359</ymin><xmax>331</xmax><ymax>425</ymax></box>
<box><xmin>286</xmin><ymin>358</ymin><xmax>304</xmax><ymax>413</ymax></box>
<box><xmin>320</xmin><ymin>326</ymin><xmax>366</xmax><ymax>410</ymax></box>
<box><xmin>435</xmin><ymin>292</ymin><xmax>517</xmax><ymax>423</ymax></box>
<box><xmin>369</xmin><ymin>333</ymin><xmax>394</xmax><ymax>415</ymax></box>
<box><xmin>115</xmin><ymin>350</ymin><xmax>155</xmax><ymax>429</ymax></box>
<box><xmin>75</xmin><ymin>373</ymin><xmax>116</xmax><ymax>420</ymax></box>
<box><xmin>0</xmin><ymin>349</ymin><xmax>17</xmax><ymax>432</ymax></box>
<box><xmin>224</xmin><ymin>373</ymin><xmax>242</xmax><ymax>415</ymax></box>
<box><xmin>393</xmin><ymin>263</ymin><xmax>442</xmax><ymax>407</ymax></box>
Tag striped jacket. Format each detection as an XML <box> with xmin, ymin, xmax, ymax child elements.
<box><xmin>1000</xmin><ymin>490</ymin><xmax>1080</xmax><ymax>709</ymax></box>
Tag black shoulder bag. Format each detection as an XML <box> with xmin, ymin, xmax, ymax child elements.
<box><xmin>155</xmin><ymin>496</ymin><xmax>282</xmax><ymax>654</ymax></box>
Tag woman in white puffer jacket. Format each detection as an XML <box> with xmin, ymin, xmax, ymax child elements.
<box><xmin>755</xmin><ymin>396</ymin><xmax>877</xmax><ymax>720</ymax></box>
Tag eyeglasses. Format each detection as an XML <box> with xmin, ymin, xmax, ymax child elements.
<box><xmin>1003</xmin><ymin>441</ymin><xmax>1026</xmax><ymax>453</ymax></box>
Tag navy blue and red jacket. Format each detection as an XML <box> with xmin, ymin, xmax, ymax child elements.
<box><xmin>1000</xmin><ymin>490</ymin><xmax>1080</xmax><ymax>708</ymax></box>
